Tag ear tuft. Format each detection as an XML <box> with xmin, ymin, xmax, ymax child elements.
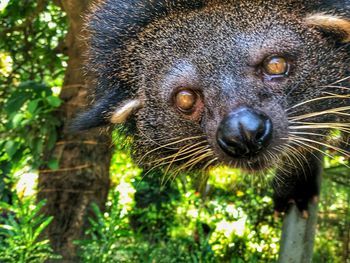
<box><xmin>110</xmin><ymin>100</ymin><xmax>143</xmax><ymax>124</ymax></box>
<box><xmin>305</xmin><ymin>13</ymin><xmax>350</xmax><ymax>42</ymax></box>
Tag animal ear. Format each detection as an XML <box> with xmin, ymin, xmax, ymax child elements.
<box><xmin>110</xmin><ymin>100</ymin><xmax>143</xmax><ymax>124</ymax></box>
<box><xmin>305</xmin><ymin>13</ymin><xmax>350</xmax><ymax>42</ymax></box>
<box><xmin>70</xmin><ymin>91</ymin><xmax>143</xmax><ymax>131</ymax></box>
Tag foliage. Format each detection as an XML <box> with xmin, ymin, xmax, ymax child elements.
<box><xmin>0</xmin><ymin>0</ymin><xmax>67</xmax><ymax>200</ymax></box>
<box><xmin>314</xmin><ymin>161</ymin><xmax>350</xmax><ymax>262</ymax></box>
<box><xmin>0</xmin><ymin>1</ymin><xmax>66</xmax><ymax>261</ymax></box>
<box><xmin>76</xmin><ymin>187</ymin><xmax>216</xmax><ymax>263</ymax></box>
<box><xmin>1</xmin><ymin>81</ymin><xmax>61</xmax><ymax>169</ymax></box>
<box><xmin>0</xmin><ymin>0</ymin><xmax>67</xmax><ymax>87</ymax></box>
<box><xmin>0</xmin><ymin>194</ymin><xmax>59</xmax><ymax>262</ymax></box>
<box><xmin>76</xmin><ymin>142</ymin><xmax>350</xmax><ymax>262</ymax></box>
<box><xmin>75</xmin><ymin>191</ymin><xmax>135</xmax><ymax>263</ymax></box>
<box><xmin>77</xmin><ymin>142</ymin><xmax>282</xmax><ymax>262</ymax></box>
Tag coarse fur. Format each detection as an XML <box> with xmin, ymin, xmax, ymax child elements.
<box><xmin>74</xmin><ymin>0</ymin><xmax>350</xmax><ymax>212</ymax></box>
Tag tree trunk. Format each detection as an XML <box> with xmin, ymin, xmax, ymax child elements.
<box><xmin>38</xmin><ymin>0</ymin><xmax>112</xmax><ymax>261</ymax></box>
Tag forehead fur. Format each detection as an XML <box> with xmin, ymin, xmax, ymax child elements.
<box><xmin>86</xmin><ymin>0</ymin><xmax>335</xmax><ymax>92</ymax></box>
<box><xmin>86</xmin><ymin>0</ymin><xmax>318</xmax><ymax>78</ymax></box>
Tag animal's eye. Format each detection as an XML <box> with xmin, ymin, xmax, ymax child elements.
<box><xmin>174</xmin><ymin>89</ymin><xmax>198</xmax><ymax>113</ymax></box>
<box><xmin>262</xmin><ymin>56</ymin><xmax>289</xmax><ymax>76</ymax></box>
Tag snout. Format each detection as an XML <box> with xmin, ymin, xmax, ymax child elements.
<box><xmin>216</xmin><ymin>107</ymin><xmax>273</xmax><ymax>158</ymax></box>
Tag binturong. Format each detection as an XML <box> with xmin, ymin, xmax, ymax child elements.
<box><xmin>73</xmin><ymin>0</ymin><xmax>350</xmax><ymax>214</ymax></box>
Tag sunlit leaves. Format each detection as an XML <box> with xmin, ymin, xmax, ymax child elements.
<box><xmin>0</xmin><ymin>52</ymin><xmax>12</xmax><ymax>76</ymax></box>
<box><xmin>46</xmin><ymin>96</ymin><xmax>61</xmax><ymax>107</ymax></box>
<box><xmin>1</xmin><ymin>81</ymin><xmax>61</xmax><ymax>170</ymax></box>
<box><xmin>0</xmin><ymin>196</ymin><xmax>60</xmax><ymax>262</ymax></box>
<box><xmin>0</xmin><ymin>0</ymin><xmax>67</xmax><ymax>206</ymax></box>
<box><xmin>0</xmin><ymin>0</ymin><xmax>9</xmax><ymax>12</ymax></box>
<box><xmin>75</xmin><ymin>191</ymin><xmax>135</xmax><ymax>262</ymax></box>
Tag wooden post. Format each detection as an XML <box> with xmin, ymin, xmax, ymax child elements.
<box><xmin>278</xmin><ymin>201</ymin><xmax>319</xmax><ymax>263</ymax></box>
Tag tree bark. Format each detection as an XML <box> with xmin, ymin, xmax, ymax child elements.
<box><xmin>38</xmin><ymin>0</ymin><xmax>112</xmax><ymax>261</ymax></box>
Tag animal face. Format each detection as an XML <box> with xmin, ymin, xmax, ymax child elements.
<box><xmin>75</xmin><ymin>0</ymin><xmax>350</xmax><ymax>174</ymax></box>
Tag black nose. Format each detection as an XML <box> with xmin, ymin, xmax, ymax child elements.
<box><xmin>217</xmin><ymin>107</ymin><xmax>273</xmax><ymax>158</ymax></box>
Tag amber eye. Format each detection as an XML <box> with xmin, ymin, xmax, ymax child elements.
<box><xmin>175</xmin><ymin>89</ymin><xmax>197</xmax><ymax>113</ymax></box>
<box><xmin>263</xmin><ymin>56</ymin><xmax>289</xmax><ymax>76</ymax></box>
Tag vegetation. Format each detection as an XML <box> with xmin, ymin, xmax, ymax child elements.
<box><xmin>0</xmin><ymin>0</ymin><xmax>66</xmax><ymax>197</ymax></box>
<box><xmin>0</xmin><ymin>197</ymin><xmax>60</xmax><ymax>262</ymax></box>
<box><xmin>0</xmin><ymin>0</ymin><xmax>349</xmax><ymax>262</ymax></box>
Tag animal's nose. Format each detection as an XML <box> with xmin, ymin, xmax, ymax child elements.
<box><xmin>216</xmin><ymin>107</ymin><xmax>273</xmax><ymax>158</ymax></box>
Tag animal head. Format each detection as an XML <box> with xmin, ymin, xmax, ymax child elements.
<box><xmin>74</xmin><ymin>0</ymin><xmax>350</xmax><ymax>173</ymax></box>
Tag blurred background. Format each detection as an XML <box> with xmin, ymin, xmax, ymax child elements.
<box><xmin>0</xmin><ymin>0</ymin><xmax>349</xmax><ymax>262</ymax></box>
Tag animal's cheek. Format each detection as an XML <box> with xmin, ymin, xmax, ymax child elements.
<box><xmin>261</xmin><ymin>103</ymin><xmax>290</xmax><ymax>142</ymax></box>
<box><xmin>199</xmin><ymin>113</ymin><xmax>226</xmax><ymax>156</ymax></box>
<box><xmin>135</xmin><ymin>104</ymin><xmax>204</xmax><ymax>141</ymax></box>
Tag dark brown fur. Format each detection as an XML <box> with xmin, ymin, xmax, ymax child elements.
<box><xmin>74</xmin><ymin>0</ymin><xmax>350</xmax><ymax>212</ymax></box>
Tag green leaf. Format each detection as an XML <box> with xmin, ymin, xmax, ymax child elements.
<box><xmin>5</xmin><ymin>94</ymin><xmax>31</xmax><ymax>114</ymax></box>
<box><xmin>0</xmin><ymin>201</ymin><xmax>12</xmax><ymax>211</ymax></box>
<box><xmin>46</xmin><ymin>129</ymin><xmax>57</xmax><ymax>150</ymax></box>
<box><xmin>11</xmin><ymin>113</ymin><xmax>24</xmax><ymax>128</ymax></box>
<box><xmin>5</xmin><ymin>141</ymin><xmax>17</xmax><ymax>158</ymax></box>
<box><xmin>33</xmin><ymin>139</ymin><xmax>44</xmax><ymax>156</ymax></box>
<box><xmin>27</xmin><ymin>99</ymin><xmax>40</xmax><ymax>114</ymax></box>
<box><xmin>33</xmin><ymin>217</ymin><xmax>53</xmax><ymax>241</ymax></box>
<box><xmin>48</xmin><ymin>159</ymin><xmax>59</xmax><ymax>170</ymax></box>
<box><xmin>0</xmin><ymin>224</ymin><xmax>14</xmax><ymax>231</ymax></box>
<box><xmin>46</xmin><ymin>96</ymin><xmax>61</xmax><ymax>107</ymax></box>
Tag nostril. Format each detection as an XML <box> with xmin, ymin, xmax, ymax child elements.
<box><xmin>217</xmin><ymin>107</ymin><xmax>273</xmax><ymax>158</ymax></box>
<box><xmin>256</xmin><ymin>118</ymin><xmax>273</xmax><ymax>147</ymax></box>
<box><xmin>217</xmin><ymin>137</ymin><xmax>250</xmax><ymax>157</ymax></box>
<box><xmin>256</xmin><ymin>130</ymin><xmax>265</xmax><ymax>144</ymax></box>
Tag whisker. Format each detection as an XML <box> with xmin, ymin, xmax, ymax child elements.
<box><xmin>290</xmin><ymin>130</ymin><xmax>347</xmax><ymax>145</ymax></box>
<box><xmin>289</xmin><ymin>131</ymin><xmax>327</xmax><ymax>137</ymax></box>
<box><xmin>148</xmin><ymin>148</ymin><xmax>211</xmax><ymax>178</ymax></box>
<box><xmin>320</xmin><ymin>75</ymin><xmax>350</xmax><ymax>86</ymax></box>
<box><xmin>289</xmin><ymin>135</ymin><xmax>350</xmax><ymax>158</ymax></box>
<box><xmin>137</xmin><ymin>135</ymin><xmax>205</xmax><ymax>164</ymax></box>
<box><xmin>161</xmin><ymin>143</ymin><xmax>209</xmax><ymax>184</ymax></box>
<box><xmin>290</xmin><ymin>121</ymin><xmax>350</xmax><ymax>126</ymax></box>
<box><xmin>196</xmin><ymin>172</ymin><xmax>210</xmax><ymax>195</ymax></box>
<box><xmin>269</xmin><ymin>146</ymin><xmax>289</xmax><ymax>186</ymax></box>
<box><xmin>286</xmin><ymin>137</ymin><xmax>333</xmax><ymax>160</ymax></box>
<box><xmin>282</xmin><ymin>143</ymin><xmax>309</xmax><ymax>179</ymax></box>
<box><xmin>201</xmin><ymin>157</ymin><xmax>218</xmax><ymax>172</ymax></box>
<box><xmin>289</xmin><ymin>106</ymin><xmax>350</xmax><ymax>122</ymax></box>
<box><xmin>148</xmin><ymin>141</ymin><xmax>208</xmax><ymax>165</ymax></box>
<box><xmin>172</xmin><ymin>151</ymin><xmax>213</xmax><ymax>175</ymax></box>
<box><xmin>322</xmin><ymin>92</ymin><xmax>350</xmax><ymax>97</ymax></box>
<box><xmin>286</xmin><ymin>94</ymin><xmax>350</xmax><ymax>112</ymax></box>
<box><xmin>287</xmin><ymin>139</ymin><xmax>326</xmax><ymax>164</ymax></box>
<box><xmin>289</xmin><ymin>123</ymin><xmax>350</xmax><ymax>133</ymax></box>
<box><xmin>155</xmin><ymin>145</ymin><xmax>210</xmax><ymax>170</ymax></box>
<box><xmin>177</xmin><ymin>151</ymin><xmax>214</xmax><ymax>172</ymax></box>
<box><xmin>287</xmin><ymin>136</ymin><xmax>339</xmax><ymax>164</ymax></box>
<box><xmin>289</xmin><ymin>138</ymin><xmax>350</xmax><ymax>169</ymax></box>
<box><xmin>152</xmin><ymin>146</ymin><xmax>211</xmax><ymax>168</ymax></box>
<box><xmin>165</xmin><ymin>151</ymin><xmax>214</xmax><ymax>186</ymax></box>
<box><xmin>263</xmin><ymin>148</ymin><xmax>291</xmax><ymax>183</ymax></box>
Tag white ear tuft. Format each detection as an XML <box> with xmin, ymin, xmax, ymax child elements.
<box><xmin>110</xmin><ymin>99</ymin><xmax>143</xmax><ymax>124</ymax></box>
<box><xmin>305</xmin><ymin>13</ymin><xmax>350</xmax><ymax>42</ymax></box>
